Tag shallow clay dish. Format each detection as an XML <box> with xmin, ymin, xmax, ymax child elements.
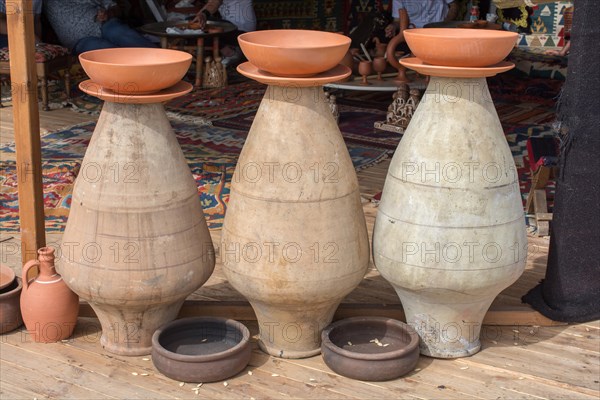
<box><xmin>79</xmin><ymin>80</ymin><xmax>192</xmax><ymax>104</ymax></box>
<box><xmin>0</xmin><ymin>277</ymin><xmax>23</xmax><ymax>334</ymax></box>
<box><xmin>400</xmin><ymin>58</ymin><xmax>514</xmax><ymax>78</ymax></box>
<box><xmin>238</xmin><ymin>29</ymin><xmax>351</xmax><ymax>77</ymax></box>
<box><xmin>237</xmin><ymin>62</ymin><xmax>350</xmax><ymax>87</ymax></box>
<box><xmin>0</xmin><ymin>264</ymin><xmax>15</xmax><ymax>291</ymax></box>
<box><xmin>152</xmin><ymin>317</ymin><xmax>251</xmax><ymax>383</ymax></box>
<box><xmin>321</xmin><ymin>316</ymin><xmax>419</xmax><ymax>381</ymax></box>
<box><xmin>404</xmin><ymin>28</ymin><xmax>517</xmax><ymax>68</ymax></box>
<box><xmin>79</xmin><ymin>48</ymin><xmax>192</xmax><ymax>94</ymax></box>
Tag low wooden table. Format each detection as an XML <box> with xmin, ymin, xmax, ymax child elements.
<box><xmin>140</xmin><ymin>20</ymin><xmax>237</xmax><ymax>87</ymax></box>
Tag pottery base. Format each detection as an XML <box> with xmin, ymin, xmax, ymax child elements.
<box><xmin>92</xmin><ymin>300</ymin><xmax>184</xmax><ymax>356</ymax></box>
<box><xmin>397</xmin><ymin>289</ymin><xmax>492</xmax><ymax>359</ymax></box>
<box><xmin>253</xmin><ymin>301</ymin><xmax>339</xmax><ymax>359</ymax></box>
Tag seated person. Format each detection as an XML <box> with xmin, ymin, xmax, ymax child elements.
<box><xmin>385</xmin><ymin>0</ymin><xmax>458</xmax><ymax>54</ymax></box>
<box><xmin>192</xmin><ymin>0</ymin><xmax>256</xmax><ymax>66</ymax></box>
<box><xmin>0</xmin><ymin>0</ymin><xmax>42</xmax><ymax>47</ymax></box>
<box><xmin>44</xmin><ymin>0</ymin><xmax>157</xmax><ymax>55</ymax></box>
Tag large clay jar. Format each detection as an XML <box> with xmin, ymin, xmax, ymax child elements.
<box><xmin>20</xmin><ymin>247</ymin><xmax>79</xmax><ymax>342</ymax></box>
<box><xmin>373</xmin><ymin>76</ymin><xmax>526</xmax><ymax>358</ymax></box>
<box><xmin>222</xmin><ymin>83</ymin><xmax>369</xmax><ymax>358</ymax></box>
<box><xmin>60</xmin><ymin>99</ymin><xmax>215</xmax><ymax>355</ymax></box>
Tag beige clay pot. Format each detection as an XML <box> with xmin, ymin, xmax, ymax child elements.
<box><xmin>60</xmin><ymin>100</ymin><xmax>215</xmax><ymax>356</ymax></box>
<box><xmin>222</xmin><ymin>84</ymin><xmax>369</xmax><ymax>358</ymax></box>
<box><xmin>373</xmin><ymin>76</ymin><xmax>526</xmax><ymax>358</ymax></box>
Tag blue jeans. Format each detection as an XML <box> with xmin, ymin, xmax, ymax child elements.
<box><xmin>73</xmin><ymin>18</ymin><xmax>156</xmax><ymax>55</ymax></box>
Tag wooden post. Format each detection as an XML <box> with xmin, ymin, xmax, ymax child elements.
<box><xmin>6</xmin><ymin>0</ymin><xmax>45</xmax><ymax>262</ymax></box>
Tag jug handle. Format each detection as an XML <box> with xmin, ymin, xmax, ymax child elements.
<box><xmin>22</xmin><ymin>259</ymin><xmax>40</xmax><ymax>291</ymax></box>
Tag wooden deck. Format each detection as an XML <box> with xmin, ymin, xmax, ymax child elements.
<box><xmin>1</xmin><ymin>106</ymin><xmax>599</xmax><ymax>399</ymax></box>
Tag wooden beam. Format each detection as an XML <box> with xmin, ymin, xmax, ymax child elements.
<box><xmin>6</xmin><ymin>0</ymin><xmax>45</xmax><ymax>262</ymax></box>
<box><xmin>78</xmin><ymin>300</ymin><xmax>566</xmax><ymax>327</ymax></box>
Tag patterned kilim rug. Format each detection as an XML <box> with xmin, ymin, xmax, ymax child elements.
<box><xmin>504</xmin><ymin>124</ymin><xmax>557</xmax><ymax>209</ymax></box>
<box><xmin>0</xmin><ymin>120</ymin><xmax>389</xmax><ymax>233</ymax></box>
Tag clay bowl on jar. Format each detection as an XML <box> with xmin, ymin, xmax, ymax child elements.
<box><xmin>152</xmin><ymin>317</ymin><xmax>251</xmax><ymax>383</ymax></box>
<box><xmin>404</xmin><ymin>28</ymin><xmax>518</xmax><ymax>67</ymax></box>
<box><xmin>321</xmin><ymin>316</ymin><xmax>420</xmax><ymax>381</ymax></box>
<box><xmin>0</xmin><ymin>276</ymin><xmax>23</xmax><ymax>334</ymax></box>
<box><xmin>79</xmin><ymin>48</ymin><xmax>192</xmax><ymax>94</ymax></box>
<box><xmin>238</xmin><ymin>29</ymin><xmax>351</xmax><ymax>77</ymax></box>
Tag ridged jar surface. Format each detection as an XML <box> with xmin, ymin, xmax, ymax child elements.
<box><xmin>373</xmin><ymin>77</ymin><xmax>526</xmax><ymax>358</ymax></box>
<box><xmin>222</xmin><ymin>86</ymin><xmax>369</xmax><ymax>358</ymax></box>
<box><xmin>60</xmin><ymin>102</ymin><xmax>215</xmax><ymax>354</ymax></box>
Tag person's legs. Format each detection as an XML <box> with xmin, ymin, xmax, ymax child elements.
<box><xmin>218</xmin><ymin>27</ymin><xmax>246</xmax><ymax>66</ymax></box>
<box><xmin>101</xmin><ymin>18</ymin><xmax>156</xmax><ymax>48</ymax></box>
<box><xmin>0</xmin><ymin>34</ymin><xmax>8</xmax><ymax>48</ymax></box>
<box><xmin>73</xmin><ymin>37</ymin><xmax>115</xmax><ymax>55</ymax></box>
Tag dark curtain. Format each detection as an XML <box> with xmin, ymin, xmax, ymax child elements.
<box><xmin>522</xmin><ymin>0</ymin><xmax>600</xmax><ymax>322</ymax></box>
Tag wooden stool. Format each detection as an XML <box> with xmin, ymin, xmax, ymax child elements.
<box><xmin>525</xmin><ymin>137</ymin><xmax>560</xmax><ymax>236</ymax></box>
<box><xmin>0</xmin><ymin>43</ymin><xmax>71</xmax><ymax>111</ymax></box>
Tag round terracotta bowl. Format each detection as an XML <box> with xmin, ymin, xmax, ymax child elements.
<box><xmin>321</xmin><ymin>316</ymin><xmax>419</xmax><ymax>381</ymax></box>
<box><xmin>404</xmin><ymin>28</ymin><xmax>518</xmax><ymax>67</ymax></box>
<box><xmin>79</xmin><ymin>48</ymin><xmax>192</xmax><ymax>94</ymax></box>
<box><xmin>151</xmin><ymin>317</ymin><xmax>251</xmax><ymax>383</ymax></box>
<box><xmin>238</xmin><ymin>30</ymin><xmax>351</xmax><ymax>77</ymax></box>
<box><xmin>0</xmin><ymin>277</ymin><xmax>23</xmax><ymax>334</ymax></box>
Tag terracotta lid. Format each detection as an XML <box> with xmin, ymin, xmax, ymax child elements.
<box><xmin>0</xmin><ymin>264</ymin><xmax>15</xmax><ymax>291</ymax></box>
<box><xmin>404</xmin><ymin>28</ymin><xmax>518</xmax><ymax>68</ymax></box>
<box><xmin>79</xmin><ymin>80</ymin><xmax>192</xmax><ymax>104</ymax></box>
<box><xmin>237</xmin><ymin>62</ymin><xmax>351</xmax><ymax>87</ymax></box>
<box><xmin>400</xmin><ymin>58</ymin><xmax>514</xmax><ymax>78</ymax></box>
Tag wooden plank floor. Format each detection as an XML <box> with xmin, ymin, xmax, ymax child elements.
<box><xmin>1</xmin><ymin>106</ymin><xmax>599</xmax><ymax>399</ymax></box>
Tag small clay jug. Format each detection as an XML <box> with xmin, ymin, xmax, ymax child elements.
<box><xmin>20</xmin><ymin>247</ymin><xmax>79</xmax><ymax>343</ymax></box>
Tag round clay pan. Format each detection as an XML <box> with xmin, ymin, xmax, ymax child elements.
<box><xmin>321</xmin><ymin>316</ymin><xmax>419</xmax><ymax>381</ymax></box>
<box><xmin>238</xmin><ymin>29</ymin><xmax>351</xmax><ymax>77</ymax></box>
<box><xmin>0</xmin><ymin>264</ymin><xmax>15</xmax><ymax>291</ymax></box>
<box><xmin>152</xmin><ymin>317</ymin><xmax>251</xmax><ymax>383</ymax></box>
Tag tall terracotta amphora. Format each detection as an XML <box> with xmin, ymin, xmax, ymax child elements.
<box><xmin>60</xmin><ymin>49</ymin><xmax>215</xmax><ymax>356</ymax></box>
<box><xmin>373</xmin><ymin>29</ymin><xmax>525</xmax><ymax>358</ymax></box>
<box><xmin>20</xmin><ymin>247</ymin><xmax>79</xmax><ymax>343</ymax></box>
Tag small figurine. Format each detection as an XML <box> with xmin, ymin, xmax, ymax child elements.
<box><xmin>325</xmin><ymin>92</ymin><xmax>339</xmax><ymax>123</ymax></box>
<box><xmin>386</xmin><ymin>84</ymin><xmax>410</xmax><ymax>125</ymax></box>
<box><xmin>203</xmin><ymin>56</ymin><xmax>227</xmax><ymax>88</ymax></box>
<box><xmin>400</xmin><ymin>88</ymin><xmax>422</xmax><ymax>128</ymax></box>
